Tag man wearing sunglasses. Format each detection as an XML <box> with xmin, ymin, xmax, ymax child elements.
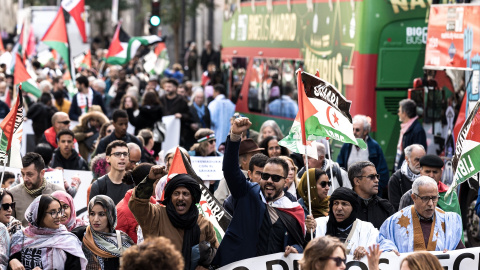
<box><xmin>89</xmin><ymin>140</ymin><xmax>134</xmax><ymax>205</ymax></box>
<box><xmin>39</xmin><ymin>112</ymin><xmax>77</xmax><ymax>149</ymax></box>
<box><xmin>378</xmin><ymin>176</ymin><xmax>464</xmax><ymax>254</ymax></box>
<box><xmin>337</xmin><ymin>114</ymin><xmax>389</xmax><ymax>197</ymax></box>
<box><xmin>213</xmin><ymin>117</ymin><xmax>305</xmax><ymax>268</ymax></box>
<box><xmin>398</xmin><ymin>155</ymin><xmax>461</xmax><ymax>217</ymax></box>
<box><xmin>348</xmin><ymin>161</ymin><xmax>395</xmax><ymax>229</ymax></box>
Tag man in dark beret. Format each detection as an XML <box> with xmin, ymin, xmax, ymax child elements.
<box><xmin>398</xmin><ymin>155</ymin><xmax>461</xmax><ymax>217</ymax></box>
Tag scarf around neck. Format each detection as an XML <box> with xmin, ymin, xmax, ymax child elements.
<box><xmin>193</xmin><ymin>102</ymin><xmax>206</xmax><ymax>127</ymax></box>
<box><xmin>24</xmin><ymin>179</ymin><xmax>46</xmax><ymax>196</ymax></box>
<box><xmin>400</xmin><ymin>161</ymin><xmax>420</xmax><ymax>182</ymax></box>
<box><xmin>326</xmin><ymin>188</ymin><xmax>359</xmax><ymax>238</ymax></box>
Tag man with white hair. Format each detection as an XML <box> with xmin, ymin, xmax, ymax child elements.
<box><xmin>337</xmin><ymin>114</ymin><xmax>389</xmax><ymax>197</ymax></box>
<box><xmin>388</xmin><ymin>144</ymin><xmax>426</xmax><ymax>210</ymax></box>
<box><xmin>298</xmin><ymin>142</ymin><xmax>350</xmax><ymax>194</ymax></box>
<box><xmin>378</xmin><ymin>176</ymin><xmax>464</xmax><ymax>253</ymax></box>
<box><xmin>39</xmin><ymin>80</ymin><xmax>53</xmax><ymax>93</ymax></box>
<box><xmin>93</xmin><ymin>78</ymin><xmax>112</xmax><ymax>117</ymax></box>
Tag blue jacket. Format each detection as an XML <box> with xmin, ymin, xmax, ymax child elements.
<box><xmin>395</xmin><ymin>119</ymin><xmax>427</xmax><ymax>171</ymax></box>
<box><xmin>212</xmin><ymin>136</ymin><xmax>303</xmax><ymax>267</ymax></box>
<box><xmin>337</xmin><ymin>136</ymin><xmax>390</xmax><ymax>196</ymax></box>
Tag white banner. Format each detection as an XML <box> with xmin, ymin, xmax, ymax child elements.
<box><xmin>219</xmin><ymin>248</ymin><xmax>480</xmax><ymax>270</ymax></box>
<box><xmin>161</xmin><ymin>115</ymin><xmax>181</xmax><ymax>152</ymax></box>
<box><xmin>190</xmin><ymin>156</ymin><xmax>223</xmax><ymax>181</ymax></box>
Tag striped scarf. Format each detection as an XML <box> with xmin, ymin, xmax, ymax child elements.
<box><xmin>24</xmin><ymin>179</ymin><xmax>46</xmax><ymax>196</ymax></box>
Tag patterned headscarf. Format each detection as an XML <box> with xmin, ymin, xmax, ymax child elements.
<box><xmin>10</xmin><ymin>195</ymin><xmax>87</xmax><ymax>269</ymax></box>
<box><xmin>52</xmin><ymin>191</ymin><xmax>87</xmax><ymax>231</ymax></box>
<box><xmin>83</xmin><ymin>195</ymin><xmax>133</xmax><ymax>270</ymax></box>
<box><xmin>297</xmin><ymin>168</ymin><xmax>330</xmax><ymax>218</ymax></box>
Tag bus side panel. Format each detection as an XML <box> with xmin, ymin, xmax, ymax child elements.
<box><xmin>347</xmin><ymin>52</ymin><xmax>378</xmax><ymax>131</ymax></box>
<box><xmin>375</xmin><ymin>91</ymin><xmax>408</xmax><ymax>171</ymax></box>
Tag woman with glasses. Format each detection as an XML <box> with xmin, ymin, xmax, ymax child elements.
<box><xmin>9</xmin><ymin>195</ymin><xmax>87</xmax><ymax>270</ymax></box>
<box><xmin>52</xmin><ymin>191</ymin><xmax>87</xmax><ymax>232</ymax></box>
<box><xmin>299</xmin><ymin>236</ymin><xmax>381</xmax><ymax>270</ymax></box>
<box><xmin>298</xmin><ymin>169</ymin><xmax>330</xmax><ymax>219</ymax></box>
<box><xmin>72</xmin><ymin>195</ymin><xmax>134</xmax><ymax>270</ymax></box>
<box><xmin>72</xmin><ymin>110</ymin><xmax>110</xmax><ymax>161</ymax></box>
<box><xmin>312</xmin><ymin>188</ymin><xmax>379</xmax><ymax>260</ymax></box>
<box><xmin>0</xmin><ymin>189</ymin><xmax>22</xmax><ymax>237</ymax></box>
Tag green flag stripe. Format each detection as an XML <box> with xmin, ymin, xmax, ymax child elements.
<box><xmin>42</xmin><ymin>41</ymin><xmax>70</xmax><ymax>70</ymax></box>
<box><xmin>305</xmin><ymin>116</ymin><xmax>367</xmax><ymax>149</ymax></box>
<box><xmin>452</xmin><ymin>144</ymin><xmax>480</xmax><ymax>185</ymax></box>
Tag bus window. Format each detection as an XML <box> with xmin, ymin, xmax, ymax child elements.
<box><xmin>247</xmin><ymin>58</ymin><xmax>282</xmax><ymax>114</ymax></box>
<box><xmin>231</xmin><ymin>57</ymin><xmax>248</xmax><ymax>104</ymax></box>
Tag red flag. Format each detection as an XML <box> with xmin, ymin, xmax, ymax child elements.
<box><xmin>61</xmin><ymin>0</ymin><xmax>87</xmax><ymax>42</ymax></box>
<box><xmin>295</xmin><ymin>69</ymin><xmax>317</xmax><ymax>145</ymax></box>
<box><xmin>25</xmin><ymin>26</ymin><xmax>36</xmax><ymax>58</ymax></box>
<box><xmin>160</xmin><ymin>147</ymin><xmax>188</xmax><ymax>201</ymax></box>
<box><xmin>0</xmin><ymin>35</ymin><xmax>5</xmax><ymax>53</ymax></box>
<box><xmin>0</xmin><ymin>86</ymin><xmax>22</xmax><ymax>152</ymax></box>
<box><xmin>106</xmin><ymin>23</ymin><xmax>123</xmax><ymax>59</ymax></box>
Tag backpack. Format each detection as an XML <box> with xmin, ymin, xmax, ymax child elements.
<box><xmin>96</xmin><ymin>175</ymin><xmax>108</xmax><ymax>195</ymax></box>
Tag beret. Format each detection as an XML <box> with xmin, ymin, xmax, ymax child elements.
<box><xmin>419</xmin><ymin>155</ymin><xmax>444</xmax><ymax>168</ymax></box>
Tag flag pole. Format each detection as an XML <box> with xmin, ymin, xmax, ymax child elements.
<box><xmin>326</xmin><ymin>138</ymin><xmax>335</xmax><ymax>192</ymax></box>
<box><xmin>0</xmin><ymin>159</ymin><xmax>7</xmax><ymax>187</ymax></box>
<box><xmin>304</xmin><ymin>146</ymin><xmax>313</xmax><ymax>239</ymax></box>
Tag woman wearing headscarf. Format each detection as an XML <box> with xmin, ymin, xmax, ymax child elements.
<box><xmin>312</xmin><ymin>188</ymin><xmax>379</xmax><ymax>260</ymax></box>
<box><xmin>129</xmin><ymin>167</ymin><xmax>219</xmax><ymax>270</ymax></box>
<box><xmin>9</xmin><ymin>195</ymin><xmax>87</xmax><ymax>270</ymax></box>
<box><xmin>298</xmin><ymin>169</ymin><xmax>330</xmax><ymax>219</ymax></box>
<box><xmin>116</xmin><ymin>163</ymin><xmax>156</xmax><ymax>243</ymax></box>
<box><xmin>52</xmin><ymin>190</ymin><xmax>87</xmax><ymax>231</ymax></box>
<box><xmin>0</xmin><ymin>189</ymin><xmax>22</xmax><ymax>237</ymax></box>
<box><xmin>0</xmin><ymin>223</ymin><xmax>10</xmax><ymax>270</ymax></box>
<box><xmin>72</xmin><ymin>195</ymin><xmax>134</xmax><ymax>270</ymax></box>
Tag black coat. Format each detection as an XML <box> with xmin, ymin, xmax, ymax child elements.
<box><xmin>356</xmin><ymin>195</ymin><xmax>395</xmax><ymax>229</ymax></box>
<box><xmin>26</xmin><ymin>102</ymin><xmax>58</xmax><ymax>143</ymax></box>
<box><xmin>127</xmin><ymin>105</ymin><xmax>163</xmax><ymax>134</ymax></box>
<box><xmin>50</xmin><ymin>148</ymin><xmax>89</xmax><ymax>171</ymax></box>
<box><xmin>69</xmin><ymin>89</ymin><xmax>107</xmax><ymax>121</ymax></box>
<box><xmin>396</xmin><ymin>119</ymin><xmax>427</xmax><ymax>170</ymax></box>
<box><xmin>160</xmin><ymin>95</ymin><xmax>192</xmax><ymax>146</ymax></box>
<box><xmin>388</xmin><ymin>169</ymin><xmax>413</xmax><ymax>211</ymax></box>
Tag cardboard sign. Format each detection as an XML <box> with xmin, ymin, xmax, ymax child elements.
<box><xmin>44</xmin><ymin>170</ymin><xmax>64</xmax><ymax>186</ymax></box>
<box><xmin>190</xmin><ymin>156</ymin><xmax>223</xmax><ymax>181</ymax></box>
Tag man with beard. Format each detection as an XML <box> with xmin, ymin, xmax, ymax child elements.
<box><xmin>378</xmin><ymin>176</ymin><xmax>464</xmax><ymax>253</ymax></box>
<box><xmin>89</xmin><ymin>140</ymin><xmax>133</xmax><ymax>204</ymax></box>
<box><xmin>9</xmin><ymin>153</ymin><xmax>65</xmax><ymax>227</ymax></box>
<box><xmin>129</xmin><ymin>166</ymin><xmax>218</xmax><ymax>270</ymax></box>
<box><xmin>388</xmin><ymin>144</ymin><xmax>426</xmax><ymax>210</ymax></box>
<box><xmin>212</xmin><ymin>117</ymin><xmax>305</xmax><ymax>267</ymax></box>
<box><xmin>349</xmin><ymin>161</ymin><xmax>395</xmax><ymax>229</ymax></box>
<box><xmin>94</xmin><ymin>110</ymin><xmax>143</xmax><ymax>156</ymax></box>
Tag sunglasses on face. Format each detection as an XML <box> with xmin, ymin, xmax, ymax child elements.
<box><xmin>355</xmin><ymin>174</ymin><xmax>380</xmax><ymax>181</ymax></box>
<box><xmin>260</xmin><ymin>172</ymin><xmax>285</xmax><ymax>182</ymax></box>
<box><xmin>318</xmin><ymin>181</ymin><xmax>332</xmax><ymax>188</ymax></box>
<box><xmin>208</xmin><ymin>139</ymin><xmax>216</xmax><ymax>145</ymax></box>
<box><xmin>1</xmin><ymin>202</ymin><xmax>15</xmax><ymax>211</ymax></box>
<box><xmin>111</xmin><ymin>152</ymin><xmax>129</xmax><ymax>158</ymax></box>
<box><xmin>57</xmin><ymin>120</ymin><xmax>70</xmax><ymax>125</ymax></box>
<box><xmin>327</xmin><ymin>256</ymin><xmax>346</xmax><ymax>267</ymax></box>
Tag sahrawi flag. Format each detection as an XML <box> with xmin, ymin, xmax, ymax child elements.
<box><xmin>14</xmin><ymin>53</ymin><xmax>41</xmax><ymax>98</ymax></box>
<box><xmin>61</xmin><ymin>0</ymin><xmax>87</xmax><ymax>43</ymax></box>
<box><xmin>0</xmin><ymin>85</ymin><xmax>24</xmax><ymax>168</ymax></box>
<box><xmin>41</xmin><ymin>8</ymin><xmax>75</xmax><ymax>80</ymax></box>
<box><xmin>164</xmin><ymin>147</ymin><xmax>232</xmax><ymax>243</ymax></box>
<box><xmin>106</xmin><ymin>24</ymin><xmax>162</xmax><ymax>65</ymax></box>
<box><xmin>280</xmin><ymin>71</ymin><xmax>366</xmax><ymax>156</ymax></box>
<box><xmin>446</xmin><ymin>99</ymin><xmax>480</xmax><ymax>201</ymax></box>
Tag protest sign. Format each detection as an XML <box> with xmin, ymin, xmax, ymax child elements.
<box><xmin>190</xmin><ymin>156</ymin><xmax>223</xmax><ymax>181</ymax></box>
<box><xmin>161</xmin><ymin>115</ymin><xmax>181</xmax><ymax>152</ymax></box>
<box><xmin>219</xmin><ymin>247</ymin><xmax>480</xmax><ymax>270</ymax></box>
<box><xmin>44</xmin><ymin>169</ymin><xmax>64</xmax><ymax>186</ymax></box>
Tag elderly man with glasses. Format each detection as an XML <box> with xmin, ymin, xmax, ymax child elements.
<box><xmin>378</xmin><ymin>176</ymin><xmax>464</xmax><ymax>254</ymax></box>
<box><xmin>348</xmin><ymin>161</ymin><xmax>395</xmax><ymax>229</ymax></box>
<box><xmin>89</xmin><ymin>140</ymin><xmax>133</xmax><ymax>204</ymax></box>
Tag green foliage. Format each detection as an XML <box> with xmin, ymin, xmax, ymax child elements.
<box><xmin>160</xmin><ymin>0</ymin><xmax>212</xmax><ymax>28</ymax></box>
<box><xmin>85</xmin><ymin>0</ymin><xmax>132</xmax><ymax>11</ymax></box>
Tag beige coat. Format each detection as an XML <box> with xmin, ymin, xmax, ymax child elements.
<box><xmin>128</xmin><ymin>189</ymin><xmax>219</xmax><ymax>252</ymax></box>
<box><xmin>10</xmin><ymin>181</ymin><xmax>65</xmax><ymax>227</ymax></box>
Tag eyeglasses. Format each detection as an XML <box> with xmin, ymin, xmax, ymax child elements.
<box><xmin>208</xmin><ymin>139</ymin><xmax>216</xmax><ymax>145</ymax></box>
<box><xmin>260</xmin><ymin>172</ymin><xmax>285</xmax><ymax>182</ymax></box>
<box><xmin>355</xmin><ymin>174</ymin><xmax>380</xmax><ymax>181</ymax></box>
<box><xmin>319</xmin><ymin>181</ymin><xmax>332</xmax><ymax>188</ymax></box>
<box><xmin>1</xmin><ymin>202</ymin><xmax>15</xmax><ymax>211</ymax></box>
<box><xmin>414</xmin><ymin>193</ymin><xmax>440</xmax><ymax>203</ymax></box>
<box><xmin>325</xmin><ymin>256</ymin><xmax>346</xmax><ymax>267</ymax></box>
<box><xmin>57</xmin><ymin>120</ymin><xmax>70</xmax><ymax>125</ymax></box>
<box><xmin>47</xmin><ymin>209</ymin><xmax>64</xmax><ymax>218</ymax></box>
<box><xmin>110</xmin><ymin>152</ymin><xmax>129</xmax><ymax>158</ymax></box>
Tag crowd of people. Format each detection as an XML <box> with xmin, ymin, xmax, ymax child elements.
<box><xmin>0</xmin><ymin>39</ymin><xmax>467</xmax><ymax>270</ymax></box>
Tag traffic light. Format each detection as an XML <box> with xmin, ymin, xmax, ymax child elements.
<box><xmin>150</xmin><ymin>0</ymin><xmax>161</xmax><ymax>27</ymax></box>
